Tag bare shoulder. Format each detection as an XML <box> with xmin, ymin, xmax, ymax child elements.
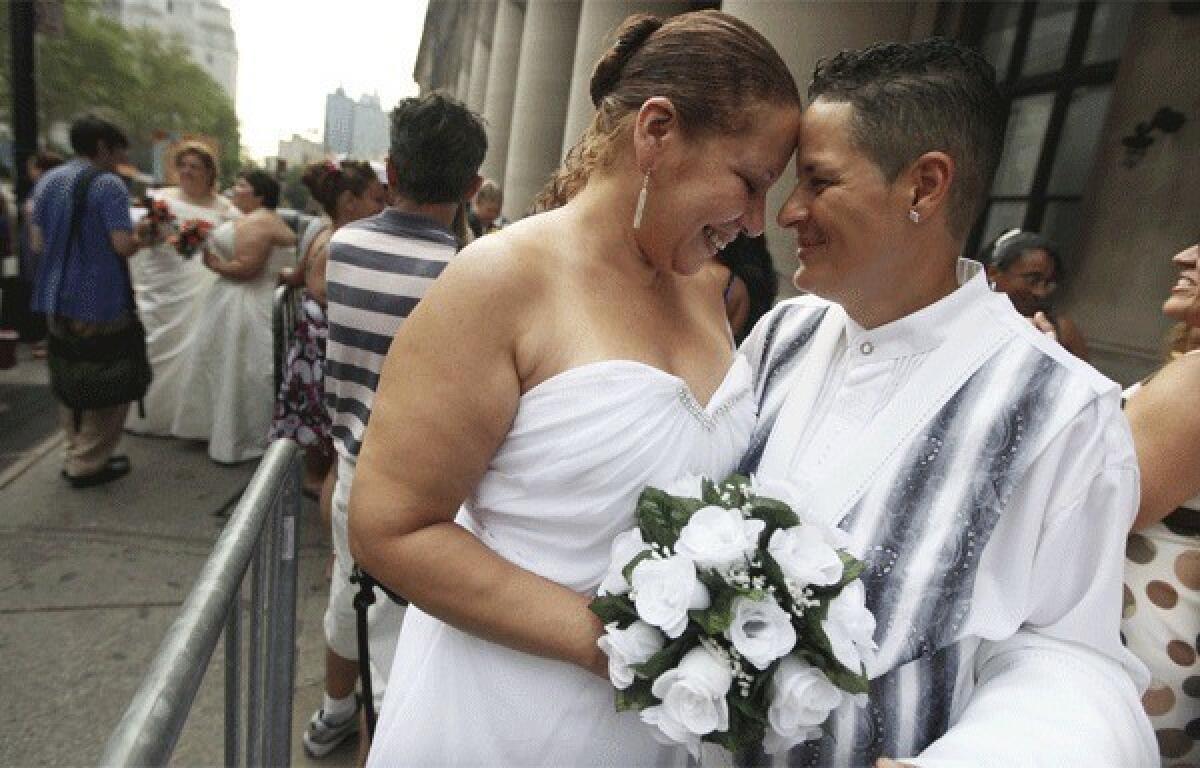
<box><xmin>1140</xmin><ymin>352</ymin><xmax>1200</xmax><ymax>408</ymax></box>
<box><xmin>435</xmin><ymin>212</ymin><xmax>562</xmax><ymax>314</ymax></box>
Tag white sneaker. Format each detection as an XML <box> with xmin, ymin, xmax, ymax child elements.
<box><xmin>301</xmin><ymin>695</ymin><xmax>360</xmax><ymax>758</ymax></box>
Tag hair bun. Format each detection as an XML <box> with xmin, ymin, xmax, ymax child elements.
<box><xmin>589</xmin><ymin>14</ymin><xmax>663</xmax><ymax>108</ymax></box>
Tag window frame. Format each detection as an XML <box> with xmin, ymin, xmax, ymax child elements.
<box><xmin>959</xmin><ymin>1</ymin><xmax>1122</xmax><ymax>259</ymax></box>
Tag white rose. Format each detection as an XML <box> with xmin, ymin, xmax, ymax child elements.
<box><xmin>660</xmin><ymin>473</ymin><xmax>708</xmax><ymax>499</ymax></box>
<box><xmin>598</xmin><ymin>528</ymin><xmax>649</xmax><ymax>596</ymax></box>
<box><xmin>822</xmin><ymin>581</ymin><xmax>877</xmax><ymax>673</ymax></box>
<box><xmin>597</xmin><ymin>620</ymin><xmax>665</xmax><ymax>689</ymax></box>
<box><xmin>640</xmin><ymin>646</ymin><xmax>733</xmax><ymax>759</ymax></box>
<box><xmin>674</xmin><ymin>506</ymin><xmax>765</xmax><ymax>571</ymax></box>
<box><xmin>767</xmin><ymin>525</ymin><xmax>844</xmax><ymax>589</ymax></box>
<box><xmin>631</xmin><ymin>555</ymin><xmax>710</xmax><ymax>638</ymax></box>
<box><xmin>726</xmin><ymin>595</ymin><xmax>797</xmax><ymax>670</ymax></box>
<box><xmin>764</xmin><ymin>657</ymin><xmax>843</xmax><ymax>754</ymax></box>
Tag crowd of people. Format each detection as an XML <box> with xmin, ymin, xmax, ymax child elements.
<box><xmin>6</xmin><ymin>9</ymin><xmax>1197</xmax><ymax>767</ymax></box>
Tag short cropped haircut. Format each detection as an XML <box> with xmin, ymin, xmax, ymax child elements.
<box><xmin>69</xmin><ymin>114</ymin><xmax>130</xmax><ymax>158</ymax></box>
<box><xmin>388</xmin><ymin>93</ymin><xmax>487</xmax><ymax>205</ymax></box>
<box><xmin>808</xmin><ymin>38</ymin><xmax>1005</xmax><ymax>240</ymax></box>
<box><xmin>240</xmin><ymin>169</ymin><xmax>281</xmax><ymax>209</ymax></box>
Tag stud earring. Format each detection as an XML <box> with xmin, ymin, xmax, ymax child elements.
<box><xmin>633</xmin><ymin>171</ymin><xmax>649</xmax><ymax>229</ymax></box>
<box><xmin>908</xmin><ymin>208</ymin><xmax>921</xmax><ymax>224</ymax></box>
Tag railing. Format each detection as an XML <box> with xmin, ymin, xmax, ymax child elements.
<box><xmin>273</xmin><ymin>284</ymin><xmax>300</xmax><ymax>397</ymax></box>
<box><xmin>100</xmin><ymin>439</ymin><xmax>303</xmax><ymax>767</ymax></box>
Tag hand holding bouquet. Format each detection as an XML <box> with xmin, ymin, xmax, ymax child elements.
<box><xmin>141</xmin><ymin>196</ymin><xmax>175</xmax><ymax>229</ymax></box>
<box><xmin>171</xmin><ymin>219</ymin><xmax>213</xmax><ymax>259</ymax></box>
<box><xmin>591</xmin><ymin>475</ymin><xmax>875</xmax><ymax>758</ymax></box>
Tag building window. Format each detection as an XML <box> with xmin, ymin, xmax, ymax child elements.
<box><xmin>961</xmin><ymin>1</ymin><xmax>1134</xmax><ymax>263</ymax></box>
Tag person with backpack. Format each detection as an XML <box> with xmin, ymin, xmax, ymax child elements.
<box><xmin>30</xmin><ymin>115</ymin><xmax>157</xmax><ymax>488</ymax></box>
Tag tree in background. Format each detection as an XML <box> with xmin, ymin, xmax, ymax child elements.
<box><xmin>1</xmin><ymin>0</ymin><xmax>240</xmax><ymax>183</ymax></box>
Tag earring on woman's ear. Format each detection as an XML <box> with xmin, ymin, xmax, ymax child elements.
<box><xmin>633</xmin><ymin>171</ymin><xmax>650</xmax><ymax>229</ymax></box>
<box><xmin>908</xmin><ymin>208</ymin><xmax>921</xmax><ymax>224</ymax></box>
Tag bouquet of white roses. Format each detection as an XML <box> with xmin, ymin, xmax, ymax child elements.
<box><xmin>590</xmin><ymin>474</ymin><xmax>876</xmax><ymax>758</ymax></box>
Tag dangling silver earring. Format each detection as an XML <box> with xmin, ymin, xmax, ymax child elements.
<box><xmin>633</xmin><ymin>171</ymin><xmax>649</xmax><ymax>229</ymax></box>
<box><xmin>908</xmin><ymin>208</ymin><xmax>920</xmax><ymax>224</ymax></box>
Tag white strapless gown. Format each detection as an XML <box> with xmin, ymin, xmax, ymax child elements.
<box><xmin>126</xmin><ymin>192</ymin><xmax>236</xmax><ymax>435</ymax></box>
<box><xmin>367</xmin><ymin>356</ymin><xmax>755</xmax><ymax>768</ymax></box>
<box><xmin>170</xmin><ymin>220</ymin><xmax>295</xmax><ymax>463</ymax></box>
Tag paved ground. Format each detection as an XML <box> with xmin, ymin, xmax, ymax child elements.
<box><xmin>0</xmin><ymin>346</ymin><xmax>357</xmax><ymax>767</ymax></box>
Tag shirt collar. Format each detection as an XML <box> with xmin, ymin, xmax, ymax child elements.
<box><xmin>843</xmin><ymin>259</ymin><xmax>990</xmax><ymax>362</ymax></box>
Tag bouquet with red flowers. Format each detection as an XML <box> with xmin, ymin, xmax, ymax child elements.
<box><xmin>141</xmin><ymin>196</ymin><xmax>175</xmax><ymax>229</ymax></box>
<box><xmin>171</xmin><ymin>219</ymin><xmax>213</xmax><ymax>259</ymax></box>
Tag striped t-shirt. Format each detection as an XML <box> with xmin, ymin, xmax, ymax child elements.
<box><xmin>324</xmin><ymin>208</ymin><xmax>457</xmax><ymax>460</ymax></box>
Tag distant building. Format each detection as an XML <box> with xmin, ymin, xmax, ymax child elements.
<box><xmin>278</xmin><ymin>134</ymin><xmax>326</xmax><ymax>172</ymax></box>
<box><xmin>100</xmin><ymin>0</ymin><xmax>238</xmax><ymax>100</ymax></box>
<box><xmin>323</xmin><ymin>88</ymin><xmax>389</xmax><ymax>161</ymax></box>
<box><xmin>323</xmin><ymin>88</ymin><xmax>356</xmax><ymax>157</ymax></box>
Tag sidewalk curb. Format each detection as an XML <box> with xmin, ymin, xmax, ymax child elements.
<box><xmin>0</xmin><ymin>431</ymin><xmax>62</xmax><ymax>490</ymax></box>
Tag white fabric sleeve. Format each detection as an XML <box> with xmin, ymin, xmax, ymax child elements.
<box><xmin>911</xmin><ymin>396</ymin><xmax>1157</xmax><ymax>767</ymax></box>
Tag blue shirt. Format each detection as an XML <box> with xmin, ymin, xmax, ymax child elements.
<box><xmin>32</xmin><ymin>159</ymin><xmax>134</xmax><ymax>323</ymax></box>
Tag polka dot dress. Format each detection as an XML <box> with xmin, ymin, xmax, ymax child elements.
<box><xmin>1122</xmin><ymin>512</ymin><xmax>1200</xmax><ymax>764</ymax></box>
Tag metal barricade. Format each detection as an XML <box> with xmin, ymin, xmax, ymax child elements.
<box><xmin>100</xmin><ymin>440</ymin><xmax>303</xmax><ymax>767</ymax></box>
<box><xmin>272</xmin><ymin>284</ymin><xmax>300</xmax><ymax>397</ymax></box>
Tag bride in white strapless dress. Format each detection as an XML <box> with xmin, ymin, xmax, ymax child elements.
<box><xmin>126</xmin><ymin>154</ymin><xmax>238</xmax><ymax>435</ymax></box>
<box><xmin>350</xmin><ymin>14</ymin><xmax>800</xmax><ymax>767</ymax></box>
<box><xmin>171</xmin><ymin>174</ymin><xmax>297</xmax><ymax>463</ymax></box>
<box><xmin>369</xmin><ymin>358</ymin><xmax>753</xmax><ymax>767</ymax></box>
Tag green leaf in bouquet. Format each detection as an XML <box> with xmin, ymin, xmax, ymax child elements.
<box><xmin>621</xmin><ymin>550</ymin><xmax>656</xmax><ymax>584</ymax></box>
<box><xmin>701</xmin><ymin>477</ymin><xmax>724</xmax><ymax>506</ymax></box>
<box><xmin>709</xmin><ymin>699</ymin><xmax>766</xmax><ymax>755</ymax></box>
<box><xmin>819</xmin><ymin>657</ymin><xmax>870</xmax><ymax>695</ymax></box>
<box><xmin>631</xmin><ymin>633</ymin><xmax>692</xmax><ymax>682</ymax></box>
<box><xmin>801</xmin><ymin>600</ymin><xmax>870</xmax><ymax>695</ymax></box>
<box><xmin>636</xmin><ymin>488</ymin><xmax>702</xmax><ymax>548</ymax></box>
<box><xmin>759</xmin><ymin>552</ymin><xmax>795</xmax><ymax>612</ymax></box>
<box><xmin>688</xmin><ymin>585</ymin><xmax>737</xmax><ymax>635</ymax></box>
<box><xmin>719</xmin><ymin>473</ymin><xmax>751</xmax><ymax>508</ymax></box>
<box><xmin>836</xmin><ymin>550</ymin><xmax>865</xmax><ymax>587</ymax></box>
<box><xmin>589</xmin><ymin>595</ymin><xmax>639</xmax><ymax>627</ymax></box>
<box><xmin>615</xmin><ymin>679</ymin><xmax>657</xmax><ymax>712</ymax></box>
<box><xmin>731</xmin><ymin>687</ymin><xmax>768</xmax><ymax>725</ymax></box>
<box><xmin>746</xmin><ymin>495</ymin><xmax>801</xmax><ymax>535</ymax></box>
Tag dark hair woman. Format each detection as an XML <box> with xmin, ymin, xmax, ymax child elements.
<box><xmin>271</xmin><ymin>160</ymin><xmax>385</xmax><ymax>495</ymax></box>
<box><xmin>981</xmin><ymin>228</ymin><xmax>1089</xmax><ymax>360</ymax></box>
<box><xmin>352</xmin><ymin>11</ymin><xmax>801</xmax><ymax>766</ymax></box>
<box><xmin>170</xmin><ymin>168</ymin><xmax>297</xmax><ymax>464</ymax></box>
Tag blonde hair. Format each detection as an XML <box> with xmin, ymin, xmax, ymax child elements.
<box><xmin>174</xmin><ymin>140</ymin><xmax>219</xmax><ymax>190</ymax></box>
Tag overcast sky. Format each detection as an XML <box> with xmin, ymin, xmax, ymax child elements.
<box><xmin>226</xmin><ymin>0</ymin><xmax>429</xmax><ymax>160</ymax></box>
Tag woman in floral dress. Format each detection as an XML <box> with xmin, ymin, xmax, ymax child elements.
<box><xmin>271</xmin><ymin>160</ymin><xmax>386</xmax><ymax>497</ymax></box>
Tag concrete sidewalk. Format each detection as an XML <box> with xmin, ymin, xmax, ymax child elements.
<box><xmin>0</xmin><ymin>351</ymin><xmax>357</xmax><ymax>766</ymax></box>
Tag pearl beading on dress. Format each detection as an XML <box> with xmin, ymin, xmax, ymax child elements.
<box><xmin>677</xmin><ymin>387</ymin><xmax>749</xmax><ymax>431</ymax></box>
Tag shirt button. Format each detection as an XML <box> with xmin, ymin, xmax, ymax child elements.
<box><xmin>859</xmin><ymin>341</ymin><xmax>874</xmax><ymax>355</ymax></box>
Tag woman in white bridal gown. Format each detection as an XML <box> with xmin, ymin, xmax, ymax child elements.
<box><xmin>350</xmin><ymin>12</ymin><xmax>802</xmax><ymax>767</ymax></box>
<box><xmin>171</xmin><ymin>170</ymin><xmax>296</xmax><ymax>463</ymax></box>
<box><xmin>127</xmin><ymin>142</ymin><xmax>238</xmax><ymax>435</ymax></box>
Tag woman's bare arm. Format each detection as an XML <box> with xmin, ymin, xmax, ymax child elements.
<box><xmin>348</xmin><ymin>238</ymin><xmax>607</xmax><ymax>676</ymax></box>
<box><xmin>1125</xmin><ymin>352</ymin><xmax>1200</xmax><ymax>530</ymax></box>
<box><xmin>304</xmin><ymin>231</ymin><xmax>331</xmax><ymax>306</ymax></box>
